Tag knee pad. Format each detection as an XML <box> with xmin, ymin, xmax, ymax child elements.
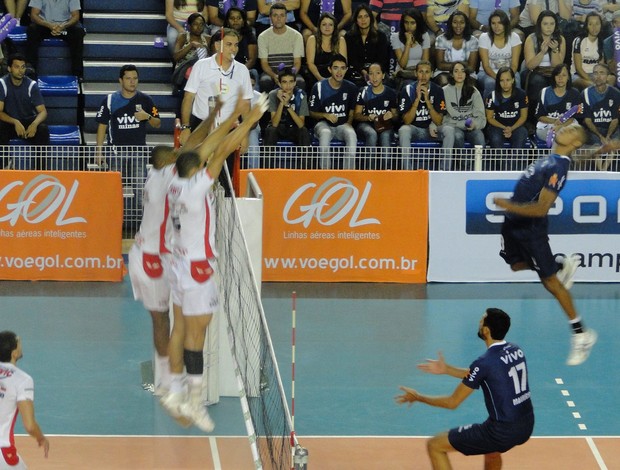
<box><xmin>183</xmin><ymin>349</ymin><xmax>204</xmax><ymax>375</ymax></box>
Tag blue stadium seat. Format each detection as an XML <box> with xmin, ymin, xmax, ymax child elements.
<box><xmin>38</xmin><ymin>76</ymin><xmax>79</xmax><ymax>125</ymax></box>
<box><xmin>38</xmin><ymin>75</ymin><xmax>79</xmax><ymax>96</ymax></box>
<box><xmin>49</xmin><ymin>125</ymin><xmax>81</xmax><ymax>145</ymax></box>
<box><xmin>533</xmin><ymin>135</ymin><xmax>549</xmax><ymax>149</ymax></box>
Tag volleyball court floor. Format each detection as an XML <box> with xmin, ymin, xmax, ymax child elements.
<box><xmin>1</xmin><ymin>279</ymin><xmax>618</xmax><ymax>469</ymax></box>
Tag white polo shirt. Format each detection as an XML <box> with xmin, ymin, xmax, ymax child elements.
<box><xmin>184</xmin><ymin>55</ymin><xmax>253</xmax><ymax>125</ymax></box>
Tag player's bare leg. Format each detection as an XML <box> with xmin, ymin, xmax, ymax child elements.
<box><xmin>427</xmin><ymin>432</ymin><xmax>455</xmax><ymax>470</ymax></box>
<box><xmin>180</xmin><ymin>313</ymin><xmax>215</xmax><ymax>432</ymax></box>
<box><xmin>484</xmin><ymin>452</ymin><xmax>502</xmax><ymax>470</ymax></box>
<box><xmin>149</xmin><ymin>310</ymin><xmax>171</xmax><ymax>395</ymax></box>
<box><xmin>161</xmin><ymin>304</ymin><xmax>191</xmax><ymax>425</ymax></box>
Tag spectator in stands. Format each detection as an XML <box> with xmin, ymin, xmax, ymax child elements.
<box><xmin>603</xmin><ymin>0</ymin><xmax>620</xmax><ymax>25</ymax></box>
<box><xmin>521</xmin><ymin>10</ymin><xmax>566</xmax><ymax>122</ymax></box>
<box><xmin>391</xmin><ymin>8</ymin><xmax>431</xmax><ymax>87</ymax></box>
<box><xmin>369</xmin><ymin>0</ymin><xmax>428</xmax><ymax>35</ymax></box>
<box><xmin>264</xmin><ymin>66</ymin><xmax>311</xmax><ymax>160</ymax></box>
<box><xmin>484</xmin><ymin>67</ymin><xmax>529</xmax><ymax>161</ymax></box>
<box><xmin>469</xmin><ymin>0</ymin><xmax>521</xmax><ymax>39</ymax></box>
<box><xmin>426</xmin><ymin>0</ymin><xmax>470</xmax><ymax>38</ymax></box>
<box><xmin>95</xmin><ymin>65</ymin><xmax>161</xmax><ymax>211</ymax></box>
<box><xmin>224</xmin><ymin>7</ymin><xmax>258</xmax><ymax>84</ymax></box>
<box><xmin>518</xmin><ymin>0</ymin><xmax>571</xmax><ymax>39</ymax></box>
<box><xmin>255</xmin><ymin>0</ymin><xmax>299</xmax><ymax>37</ymax></box>
<box><xmin>534</xmin><ymin>63</ymin><xmax>582</xmax><ymax>143</ymax></box>
<box><xmin>207</xmin><ymin>0</ymin><xmax>257</xmax><ymax>31</ymax></box>
<box><xmin>581</xmin><ymin>63</ymin><xmax>620</xmax><ymax>146</ymax></box>
<box><xmin>345</xmin><ymin>4</ymin><xmax>390</xmax><ymax>87</ymax></box>
<box><xmin>309</xmin><ymin>54</ymin><xmax>358</xmax><ymax>169</ymax></box>
<box><xmin>0</xmin><ymin>53</ymin><xmax>49</xmax><ymax>169</ymax></box>
<box><xmin>439</xmin><ymin>61</ymin><xmax>486</xmax><ymax>170</ymax></box>
<box><xmin>305</xmin><ymin>13</ymin><xmax>347</xmax><ymax>92</ymax></box>
<box><xmin>165</xmin><ymin>0</ymin><xmax>208</xmax><ymax>56</ymax></box>
<box><xmin>353</xmin><ymin>62</ymin><xmax>398</xmax><ymax>169</ymax></box>
<box><xmin>171</xmin><ymin>12</ymin><xmax>210</xmax><ymax>97</ymax></box>
<box><xmin>603</xmin><ymin>10</ymin><xmax>620</xmax><ymax>76</ymax></box>
<box><xmin>26</xmin><ymin>0</ymin><xmax>85</xmax><ymax>79</ymax></box>
<box><xmin>299</xmin><ymin>0</ymin><xmax>351</xmax><ymax>43</ymax></box>
<box><xmin>477</xmin><ymin>9</ymin><xmax>522</xmax><ymax>99</ymax></box>
<box><xmin>571</xmin><ymin>12</ymin><xmax>610</xmax><ymax>90</ymax></box>
<box><xmin>398</xmin><ymin>60</ymin><xmax>445</xmax><ymax>169</ymax></box>
<box><xmin>3</xmin><ymin>0</ymin><xmax>28</xmax><ymax>25</ymax></box>
<box><xmin>433</xmin><ymin>11</ymin><xmax>479</xmax><ymax>87</ymax></box>
<box><xmin>257</xmin><ymin>3</ymin><xmax>304</xmax><ymax>92</ymax></box>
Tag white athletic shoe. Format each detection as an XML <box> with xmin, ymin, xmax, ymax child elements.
<box><xmin>566</xmin><ymin>329</ymin><xmax>598</xmax><ymax>366</ymax></box>
<box><xmin>556</xmin><ymin>254</ymin><xmax>579</xmax><ymax>290</ymax></box>
<box><xmin>160</xmin><ymin>391</ymin><xmax>185</xmax><ymax>418</ymax></box>
<box><xmin>179</xmin><ymin>402</ymin><xmax>215</xmax><ymax>433</ymax></box>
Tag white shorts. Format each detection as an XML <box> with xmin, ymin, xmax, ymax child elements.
<box><xmin>128</xmin><ymin>244</ymin><xmax>171</xmax><ymax>313</ymax></box>
<box><xmin>168</xmin><ymin>255</ymin><xmax>220</xmax><ymax>316</ymax></box>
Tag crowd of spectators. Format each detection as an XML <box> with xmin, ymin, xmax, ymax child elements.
<box><xmin>162</xmin><ymin>0</ymin><xmax>620</xmax><ymax>169</ymax></box>
<box><xmin>1</xmin><ymin>0</ymin><xmax>620</xmax><ymax>171</ymax></box>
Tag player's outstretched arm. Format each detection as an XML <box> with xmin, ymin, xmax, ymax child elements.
<box><xmin>207</xmin><ymin>94</ymin><xmax>268</xmax><ymax>180</ymax></box>
<box><xmin>417</xmin><ymin>352</ymin><xmax>469</xmax><ymax>379</ymax></box>
<box><xmin>17</xmin><ymin>400</ymin><xmax>49</xmax><ymax>458</ymax></box>
<box><xmin>183</xmin><ymin>97</ymin><xmax>224</xmax><ymax>151</ymax></box>
<box><xmin>195</xmin><ymin>92</ymin><xmax>247</xmax><ymax>163</ymax></box>
<box><xmin>396</xmin><ymin>382</ymin><xmax>474</xmax><ymax>410</ymax></box>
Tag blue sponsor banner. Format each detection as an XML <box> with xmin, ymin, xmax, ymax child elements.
<box><xmin>466</xmin><ymin>179</ymin><xmax>620</xmax><ymax>235</ymax></box>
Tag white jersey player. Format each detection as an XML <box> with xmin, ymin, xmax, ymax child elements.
<box><xmin>0</xmin><ymin>332</ymin><xmax>49</xmax><ymax>468</ymax></box>
<box><xmin>159</xmin><ymin>92</ymin><xmax>268</xmax><ymax>432</ymax></box>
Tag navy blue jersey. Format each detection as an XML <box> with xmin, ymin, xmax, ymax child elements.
<box><xmin>398</xmin><ymin>81</ymin><xmax>445</xmax><ymax>128</ymax></box>
<box><xmin>309</xmin><ymin>79</ymin><xmax>358</xmax><ymax>127</ymax></box>
<box><xmin>485</xmin><ymin>88</ymin><xmax>528</xmax><ymax>127</ymax></box>
<box><xmin>356</xmin><ymin>84</ymin><xmax>397</xmax><ymax>118</ymax></box>
<box><xmin>96</xmin><ymin>90</ymin><xmax>159</xmax><ymax>146</ymax></box>
<box><xmin>535</xmin><ymin>87</ymin><xmax>582</xmax><ymax>122</ymax></box>
<box><xmin>582</xmin><ymin>85</ymin><xmax>620</xmax><ymax>130</ymax></box>
<box><xmin>0</xmin><ymin>75</ymin><xmax>45</xmax><ymax>121</ymax></box>
<box><xmin>463</xmin><ymin>342</ymin><xmax>534</xmax><ymax>423</ymax></box>
<box><xmin>506</xmin><ymin>153</ymin><xmax>570</xmax><ymax>229</ymax></box>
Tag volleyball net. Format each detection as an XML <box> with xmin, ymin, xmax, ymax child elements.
<box><xmin>214</xmin><ymin>167</ymin><xmax>298</xmax><ymax>470</ymax></box>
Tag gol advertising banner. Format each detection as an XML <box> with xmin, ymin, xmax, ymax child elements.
<box><xmin>0</xmin><ymin>171</ymin><xmax>124</xmax><ymax>281</ymax></box>
<box><xmin>241</xmin><ymin>170</ymin><xmax>429</xmax><ymax>283</ymax></box>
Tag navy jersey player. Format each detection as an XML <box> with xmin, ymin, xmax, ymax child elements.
<box><xmin>494</xmin><ymin>123</ymin><xmax>620</xmax><ymax>365</ymax></box>
<box><xmin>396</xmin><ymin>308</ymin><xmax>534</xmax><ymax>470</ymax></box>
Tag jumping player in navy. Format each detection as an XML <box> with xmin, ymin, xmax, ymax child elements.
<box><xmin>493</xmin><ymin>122</ymin><xmax>619</xmax><ymax>365</ymax></box>
<box><xmin>396</xmin><ymin>308</ymin><xmax>534</xmax><ymax>470</ymax></box>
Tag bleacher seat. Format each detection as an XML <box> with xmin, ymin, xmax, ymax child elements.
<box><xmin>533</xmin><ymin>135</ymin><xmax>549</xmax><ymax>149</ymax></box>
<box><xmin>49</xmin><ymin>125</ymin><xmax>81</xmax><ymax>145</ymax></box>
<box><xmin>7</xmin><ymin>25</ymin><xmax>72</xmax><ymax>75</ymax></box>
<box><xmin>38</xmin><ymin>76</ymin><xmax>79</xmax><ymax>125</ymax></box>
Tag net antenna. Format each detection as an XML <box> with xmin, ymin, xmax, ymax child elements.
<box><xmin>215</xmin><ymin>165</ymin><xmax>299</xmax><ymax>469</ymax></box>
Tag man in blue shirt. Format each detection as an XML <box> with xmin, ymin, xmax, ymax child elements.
<box><xmin>494</xmin><ymin>123</ymin><xmax>611</xmax><ymax>366</ymax></box>
<box><xmin>396</xmin><ymin>308</ymin><xmax>534</xmax><ymax>470</ymax></box>
<box><xmin>581</xmin><ymin>64</ymin><xmax>620</xmax><ymax>146</ymax></box>
<box><xmin>0</xmin><ymin>53</ymin><xmax>49</xmax><ymax>168</ymax></box>
<box><xmin>309</xmin><ymin>54</ymin><xmax>358</xmax><ymax>169</ymax></box>
<box><xmin>26</xmin><ymin>0</ymin><xmax>85</xmax><ymax>79</ymax></box>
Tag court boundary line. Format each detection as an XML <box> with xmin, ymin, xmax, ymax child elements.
<box><xmin>586</xmin><ymin>436</ymin><xmax>608</xmax><ymax>470</ymax></box>
<box><xmin>17</xmin><ymin>434</ymin><xmax>620</xmax><ymax>438</ymax></box>
<box><xmin>209</xmin><ymin>436</ymin><xmax>222</xmax><ymax>470</ymax></box>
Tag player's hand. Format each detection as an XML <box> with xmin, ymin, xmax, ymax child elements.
<box><xmin>179</xmin><ymin>127</ymin><xmax>191</xmax><ymax>146</ymax></box>
<box><xmin>493</xmin><ymin>197</ymin><xmax>509</xmax><ymax>209</ymax></box>
<box><xmin>418</xmin><ymin>351</ymin><xmax>448</xmax><ymax>375</ymax></box>
<box><xmin>247</xmin><ymin>93</ymin><xmax>268</xmax><ymax>125</ymax></box>
<box><xmin>395</xmin><ymin>386</ymin><xmax>420</xmax><ymax>407</ymax></box>
<box><xmin>384</xmin><ymin>111</ymin><xmax>394</xmax><ymax>121</ymax></box>
<box><xmin>39</xmin><ymin>437</ymin><xmax>49</xmax><ymax>458</ymax></box>
<box><xmin>134</xmin><ymin>109</ymin><xmax>150</xmax><ymax>122</ymax></box>
<box><xmin>598</xmin><ymin>139</ymin><xmax>620</xmax><ymax>154</ymax></box>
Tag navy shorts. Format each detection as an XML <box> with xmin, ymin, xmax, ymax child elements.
<box><xmin>499</xmin><ymin>221</ymin><xmax>558</xmax><ymax>279</ymax></box>
<box><xmin>448</xmin><ymin>414</ymin><xmax>535</xmax><ymax>456</ymax></box>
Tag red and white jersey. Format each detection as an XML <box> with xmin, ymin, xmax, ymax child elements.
<box><xmin>0</xmin><ymin>362</ymin><xmax>34</xmax><ymax>448</ymax></box>
<box><xmin>163</xmin><ymin>168</ymin><xmax>218</xmax><ymax>261</ymax></box>
<box><xmin>135</xmin><ymin>164</ymin><xmax>176</xmax><ymax>254</ymax></box>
